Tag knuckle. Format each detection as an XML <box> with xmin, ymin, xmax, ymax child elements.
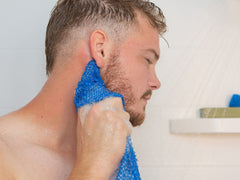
<box><xmin>112</xmin><ymin>97</ymin><xmax>122</xmax><ymax>104</ymax></box>
<box><xmin>115</xmin><ymin>118</ymin><xmax>127</xmax><ymax>131</ymax></box>
<box><xmin>113</xmin><ymin>98</ymin><xmax>124</xmax><ymax>110</ymax></box>
<box><xmin>89</xmin><ymin>104</ymin><xmax>101</xmax><ymax>115</ymax></box>
<box><xmin>103</xmin><ymin>110</ymin><xmax>115</xmax><ymax>121</ymax></box>
<box><xmin>123</xmin><ymin>111</ymin><xmax>130</xmax><ymax>121</ymax></box>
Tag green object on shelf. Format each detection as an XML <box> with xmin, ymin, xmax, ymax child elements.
<box><xmin>200</xmin><ymin>108</ymin><xmax>240</xmax><ymax>118</ymax></box>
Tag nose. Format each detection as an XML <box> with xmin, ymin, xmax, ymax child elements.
<box><xmin>149</xmin><ymin>71</ymin><xmax>161</xmax><ymax>90</ymax></box>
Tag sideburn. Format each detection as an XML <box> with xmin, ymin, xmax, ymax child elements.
<box><xmin>100</xmin><ymin>53</ymin><xmax>145</xmax><ymax>127</ymax></box>
<box><xmin>101</xmin><ymin>53</ymin><xmax>136</xmax><ymax>107</ymax></box>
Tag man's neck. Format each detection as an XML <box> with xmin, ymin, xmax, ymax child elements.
<box><xmin>19</xmin><ymin>58</ymin><xmax>87</xmax><ymax>154</ymax></box>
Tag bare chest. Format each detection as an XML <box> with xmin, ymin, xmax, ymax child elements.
<box><xmin>9</xmin><ymin>143</ymin><xmax>74</xmax><ymax>180</ymax></box>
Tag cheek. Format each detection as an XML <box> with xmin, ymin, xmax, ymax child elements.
<box><xmin>127</xmin><ymin>67</ymin><xmax>149</xmax><ymax>97</ymax></box>
<box><xmin>131</xmin><ymin>64</ymin><xmax>148</xmax><ymax>83</ymax></box>
<box><xmin>119</xmin><ymin>53</ymin><xmax>149</xmax><ymax>92</ymax></box>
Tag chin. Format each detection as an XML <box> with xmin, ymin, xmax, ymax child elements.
<box><xmin>125</xmin><ymin>103</ymin><xmax>146</xmax><ymax>126</ymax></box>
<box><xmin>129</xmin><ymin>111</ymin><xmax>145</xmax><ymax>127</ymax></box>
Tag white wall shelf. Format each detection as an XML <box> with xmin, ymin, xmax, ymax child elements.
<box><xmin>170</xmin><ymin>118</ymin><xmax>240</xmax><ymax>134</ymax></box>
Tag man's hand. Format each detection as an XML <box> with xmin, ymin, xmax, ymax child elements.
<box><xmin>69</xmin><ymin>97</ymin><xmax>132</xmax><ymax>180</ymax></box>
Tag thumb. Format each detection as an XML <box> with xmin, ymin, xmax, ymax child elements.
<box><xmin>78</xmin><ymin>104</ymin><xmax>93</xmax><ymax>125</ymax></box>
<box><xmin>98</xmin><ymin>97</ymin><xmax>124</xmax><ymax>111</ymax></box>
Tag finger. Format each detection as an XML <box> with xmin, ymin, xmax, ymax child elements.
<box><xmin>123</xmin><ymin>118</ymin><xmax>133</xmax><ymax>135</ymax></box>
<box><xmin>97</xmin><ymin>98</ymin><xmax>131</xmax><ymax>134</ymax></box>
<box><xmin>98</xmin><ymin>97</ymin><xmax>124</xmax><ymax>111</ymax></box>
<box><xmin>78</xmin><ymin>104</ymin><xmax>93</xmax><ymax>125</ymax></box>
<box><xmin>114</xmin><ymin>110</ymin><xmax>132</xmax><ymax>135</ymax></box>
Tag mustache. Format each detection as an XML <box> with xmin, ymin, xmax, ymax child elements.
<box><xmin>141</xmin><ymin>90</ymin><xmax>152</xmax><ymax>99</ymax></box>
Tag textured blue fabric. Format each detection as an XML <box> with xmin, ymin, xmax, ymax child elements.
<box><xmin>229</xmin><ymin>94</ymin><xmax>240</xmax><ymax>107</ymax></box>
<box><xmin>74</xmin><ymin>60</ymin><xmax>141</xmax><ymax>180</ymax></box>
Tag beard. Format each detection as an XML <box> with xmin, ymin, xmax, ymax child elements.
<box><xmin>100</xmin><ymin>53</ymin><xmax>148</xmax><ymax>127</ymax></box>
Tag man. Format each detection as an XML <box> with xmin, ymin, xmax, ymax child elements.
<box><xmin>0</xmin><ymin>0</ymin><xmax>166</xmax><ymax>179</ymax></box>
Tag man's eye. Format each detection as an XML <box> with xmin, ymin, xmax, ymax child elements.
<box><xmin>145</xmin><ymin>58</ymin><xmax>153</xmax><ymax>64</ymax></box>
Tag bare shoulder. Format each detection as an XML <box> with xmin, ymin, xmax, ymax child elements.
<box><xmin>0</xmin><ymin>112</ymin><xmax>31</xmax><ymax>180</ymax></box>
<box><xmin>0</xmin><ymin>114</ymin><xmax>18</xmax><ymax>179</ymax></box>
<box><xmin>0</xmin><ymin>137</ymin><xmax>16</xmax><ymax>179</ymax></box>
<box><xmin>0</xmin><ymin>112</ymin><xmax>74</xmax><ymax>180</ymax></box>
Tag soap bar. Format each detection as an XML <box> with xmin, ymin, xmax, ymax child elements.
<box><xmin>200</xmin><ymin>108</ymin><xmax>240</xmax><ymax>118</ymax></box>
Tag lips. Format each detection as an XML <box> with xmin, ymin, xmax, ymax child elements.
<box><xmin>141</xmin><ymin>90</ymin><xmax>152</xmax><ymax>101</ymax></box>
<box><xmin>143</xmin><ymin>95</ymin><xmax>151</xmax><ymax>101</ymax></box>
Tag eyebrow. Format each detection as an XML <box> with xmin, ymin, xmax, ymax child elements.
<box><xmin>145</xmin><ymin>49</ymin><xmax>160</xmax><ymax>61</ymax></box>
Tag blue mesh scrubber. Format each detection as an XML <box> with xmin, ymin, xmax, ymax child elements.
<box><xmin>229</xmin><ymin>94</ymin><xmax>240</xmax><ymax>107</ymax></box>
<box><xmin>74</xmin><ymin>60</ymin><xmax>141</xmax><ymax>180</ymax></box>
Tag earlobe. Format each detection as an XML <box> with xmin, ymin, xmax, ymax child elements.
<box><xmin>89</xmin><ymin>30</ymin><xmax>109</xmax><ymax>68</ymax></box>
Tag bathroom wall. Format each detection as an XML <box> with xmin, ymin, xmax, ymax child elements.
<box><xmin>0</xmin><ymin>0</ymin><xmax>53</xmax><ymax>115</ymax></box>
<box><xmin>1</xmin><ymin>0</ymin><xmax>240</xmax><ymax>179</ymax></box>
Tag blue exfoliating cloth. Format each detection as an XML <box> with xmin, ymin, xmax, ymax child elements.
<box><xmin>74</xmin><ymin>60</ymin><xmax>141</xmax><ymax>180</ymax></box>
<box><xmin>229</xmin><ymin>94</ymin><xmax>240</xmax><ymax>107</ymax></box>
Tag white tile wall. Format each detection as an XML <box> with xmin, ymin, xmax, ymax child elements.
<box><xmin>0</xmin><ymin>50</ymin><xmax>46</xmax><ymax>112</ymax></box>
<box><xmin>0</xmin><ymin>0</ymin><xmax>52</xmax><ymax>114</ymax></box>
<box><xmin>1</xmin><ymin>0</ymin><xmax>240</xmax><ymax>179</ymax></box>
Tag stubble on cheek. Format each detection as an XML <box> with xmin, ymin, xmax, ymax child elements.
<box><xmin>101</xmin><ymin>54</ymin><xmax>145</xmax><ymax>126</ymax></box>
<box><xmin>101</xmin><ymin>54</ymin><xmax>136</xmax><ymax>107</ymax></box>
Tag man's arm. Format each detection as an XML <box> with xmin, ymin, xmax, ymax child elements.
<box><xmin>68</xmin><ymin>98</ymin><xmax>131</xmax><ymax>180</ymax></box>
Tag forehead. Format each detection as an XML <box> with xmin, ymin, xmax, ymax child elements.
<box><xmin>123</xmin><ymin>13</ymin><xmax>160</xmax><ymax>55</ymax></box>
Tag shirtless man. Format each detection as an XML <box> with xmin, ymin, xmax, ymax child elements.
<box><xmin>0</xmin><ymin>0</ymin><xmax>166</xmax><ymax>179</ymax></box>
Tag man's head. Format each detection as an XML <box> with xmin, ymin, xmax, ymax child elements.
<box><xmin>100</xmin><ymin>11</ymin><xmax>163</xmax><ymax>126</ymax></box>
<box><xmin>45</xmin><ymin>0</ymin><xmax>166</xmax><ymax>75</ymax></box>
<box><xmin>45</xmin><ymin>0</ymin><xmax>166</xmax><ymax>126</ymax></box>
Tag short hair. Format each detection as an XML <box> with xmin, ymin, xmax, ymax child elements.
<box><xmin>45</xmin><ymin>0</ymin><xmax>167</xmax><ymax>75</ymax></box>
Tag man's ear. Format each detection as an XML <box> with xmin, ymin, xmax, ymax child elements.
<box><xmin>89</xmin><ymin>29</ymin><xmax>109</xmax><ymax>68</ymax></box>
